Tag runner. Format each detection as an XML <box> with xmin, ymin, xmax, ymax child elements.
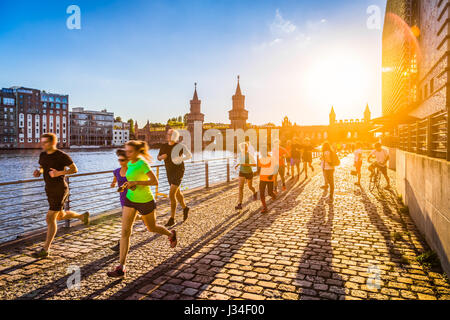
<box><xmin>258</xmin><ymin>152</ymin><xmax>278</xmax><ymax>214</ymax></box>
<box><xmin>320</xmin><ymin>142</ymin><xmax>336</xmax><ymax>203</ymax></box>
<box><xmin>107</xmin><ymin>140</ymin><xmax>177</xmax><ymax>278</ymax></box>
<box><xmin>31</xmin><ymin>133</ymin><xmax>89</xmax><ymax>259</ymax></box>
<box><xmin>285</xmin><ymin>140</ymin><xmax>292</xmax><ymax>177</ymax></box>
<box><xmin>368</xmin><ymin>142</ymin><xmax>391</xmax><ymax>189</ymax></box>
<box><xmin>290</xmin><ymin>137</ymin><xmax>302</xmax><ymax>179</ymax></box>
<box><xmin>157</xmin><ymin>129</ymin><xmax>192</xmax><ymax>227</ymax></box>
<box><xmin>274</xmin><ymin>140</ymin><xmax>288</xmax><ymax>192</ymax></box>
<box><xmin>110</xmin><ymin>149</ymin><xmax>141</xmax><ymax>252</ymax></box>
<box><xmin>234</xmin><ymin>142</ymin><xmax>257</xmax><ymax>210</ymax></box>
<box><xmin>301</xmin><ymin>137</ymin><xmax>315</xmax><ymax>179</ymax></box>
<box><xmin>353</xmin><ymin>142</ymin><xmax>363</xmax><ymax>186</ymax></box>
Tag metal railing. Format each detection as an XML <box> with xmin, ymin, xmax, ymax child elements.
<box><xmin>398</xmin><ymin>110</ymin><xmax>448</xmax><ymax>160</ymax></box>
<box><xmin>0</xmin><ymin>157</ymin><xmax>237</xmax><ymax>244</ymax></box>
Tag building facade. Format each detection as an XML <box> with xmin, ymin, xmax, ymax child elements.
<box><xmin>0</xmin><ymin>89</ymin><xmax>17</xmax><ymax>148</ymax></box>
<box><xmin>113</xmin><ymin>121</ymin><xmax>130</xmax><ymax>146</ymax></box>
<box><xmin>70</xmin><ymin>107</ymin><xmax>114</xmax><ymax>147</ymax></box>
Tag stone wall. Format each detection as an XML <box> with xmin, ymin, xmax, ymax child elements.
<box><xmin>396</xmin><ymin>149</ymin><xmax>450</xmax><ymax>275</ymax></box>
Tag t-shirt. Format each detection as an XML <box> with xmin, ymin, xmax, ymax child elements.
<box><xmin>278</xmin><ymin>147</ymin><xmax>288</xmax><ymax>167</ymax></box>
<box><xmin>113</xmin><ymin>168</ymin><xmax>128</xmax><ymax>207</ymax></box>
<box><xmin>158</xmin><ymin>143</ymin><xmax>186</xmax><ymax>174</ymax></box>
<box><xmin>38</xmin><ymin>150</ymin><xmax>73</xmax><ymax>190</ymax></box>
<box><xmin>371</xmin><ymin>148</ymin><xmax>389</xmax><ymax>166</ymax></box>
<box><xmin>125</xmin><ymin>158</ymin><xmax>154</xmax><ymax>203</ymax></box>
<box><xmin>321</xmin><ymin>151</ymin><xmax>334</xmax><ymax>170</ymax></box>
<box><xmin>354</xmin><ymin>149</ymin><xmax>363</xmax><ymax>163</ymax></box>
<box><xmin>258</xmin><ymin>158</ymin><xmax>276</xmax><ymax>182</ymax></box>
<box><xmin>291</xmin><ymin>143</ymin><xmax>302</xmax><ymax>159</ymax></box>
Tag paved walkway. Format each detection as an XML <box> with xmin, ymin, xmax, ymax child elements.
<box><xmin>0</xmin><ymin>156</ymin><xmax>449</xmax><ymax>300</ymax></box>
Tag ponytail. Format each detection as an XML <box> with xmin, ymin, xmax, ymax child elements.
<box><xmin>126</xmin><ymin>140</ymin><xmax>152</xmax><ymax>162</ymax></box>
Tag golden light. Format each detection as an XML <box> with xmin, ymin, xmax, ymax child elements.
<box><xmin>303</xmin><ymin>51</ymin><xmax>371</xmax><ymax>114</ymax></box>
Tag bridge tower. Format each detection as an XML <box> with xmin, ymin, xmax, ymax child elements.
<box><xmin>228</xmin><ymin>75</ymin><xmax>248</xmax><ymax>130</ymax></box>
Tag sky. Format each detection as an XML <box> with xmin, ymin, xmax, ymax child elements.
<box><xmin>0</xmin><ymin>0</ymin><xmax>387</xmax><ymax>126</ymax></box>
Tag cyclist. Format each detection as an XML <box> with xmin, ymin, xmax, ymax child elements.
<box><xmin>368</xmin><ymin>142</ymin><xmax>391</xmax><ymax>189</ymax></box>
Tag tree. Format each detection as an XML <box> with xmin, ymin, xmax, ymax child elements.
<box><xmin>127</xmin><ymin>119</ymin><xmax>135</xmax><ymax>134</ymax></box>
<box><xmin>115</xmin><ymin>116</ymin><xmax>122</xmax><ymax>122</ymax></box>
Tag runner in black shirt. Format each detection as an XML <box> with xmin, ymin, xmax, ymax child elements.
<box><xmin>32</xmin><ymin>133</ymin><xmax>89</xmax><ymax>259</ymax></box>
<box><xmin>157</xmin><ymin>129</ymin><xmax>192</xmax><ymax>226</ymax></box>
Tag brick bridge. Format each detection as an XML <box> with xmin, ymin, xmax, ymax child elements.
<box><xmin>0</xmin><ymin>156</ymin><xmax>449</xmax><ymax>300</ymax></box>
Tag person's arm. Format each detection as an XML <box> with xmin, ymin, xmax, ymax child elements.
<box><xmin>33</xmin><ymin>166</ymin><xmax>42</xmax><ymax>177</ymax></box>
<box><xmin>383</xmin><ymin>152</ymin><xmax>390</xmax><ymax>165</ymax></box>
<box><xmin>180</xmin><ymin>144</ymin><xmax>192</xmax><ymax>162</ymax></box>
<box><xmin>49</xmin><ymin>163</ymin><xmax>78</xmax><ymax>178</ymax></box>
<box><xmin>111</xmin><ymin>175</ymin><xmax>117</xmax><ymax>188</ymax></box>
<box><xmin>126</xmin><ymin>170</ymin><xmax>158</xmax><ymax>187</ymax></box>
<box><xmin>367</xmin><ymin>151</ymin><xmax>375</xmax><ymax>162</ymax></box>
<box><xmin>157</xmin><ymin>146</ymin><xmax>167</xmax><ymax>161</ymax></box>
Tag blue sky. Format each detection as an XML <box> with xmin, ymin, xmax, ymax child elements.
<box><xmin>0</xmin><ymin>0</ymin><xmax>387</xmax><ymax>125</ymax></box>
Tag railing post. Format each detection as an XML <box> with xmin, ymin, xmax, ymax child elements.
<box><xmin>205</xmin><ymin>161</ymin><xmax>209</xmax><ymax>188</ymax></box>
<box><xmin>416</xmin><ymin>122</ymin><xmax>420</xmax><ymax>154</ymax></box>
<box><xmin>64</xmin><ymin>176</ymin><xmax>70</xmax><ymax>228</ymax></box>
<box><xmin>427</xmin><ymin>116</ymin><xmax>433</xmax><ymax>157</ymax></box>
<box><xmin>226</xmin><ymin>158</ymin><xmax>230</xmax><ymax>183</ymax></box>
<box><xmin>155</xmin><ymin>166</ymin><xmax>160</xmax><ymax>199</ymax></box>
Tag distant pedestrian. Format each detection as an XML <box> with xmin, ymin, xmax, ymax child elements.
<box><xmin>258</xmin><ymin>153</ymin><xmax>277</xmax><ymax>214</ymax></box>
<box><xmin>320</xmin><ymin>142</ymin><xmax>336</xmax><ymax>203</ymax></box>
<box><xmin>290</xmin><ymin>137</ymin><xmax>302</xmax><ymax>179</ymax></box>
<box><xmin>234</xmin><ymin>142</ymin><xmax>258</xmax><ymax>210</ymax></box>
<box><xmin>157</xmin><ymin>129</ymin><xmax>192</xmax><ymax>226</ymax></box>
<box><xmin>274</xmin><ymin>140</ymin><xmax>288</xmax><ymax>192</ymax></box>
<box><xmin>285</xmin><ymin>140</ymin><xmax>292</xmax><ymax>176</ymax></box>
<box><xmin>353</xmin><ymin>142</ymin><xmax>363</xmax><ymax>186</ymax></box>
<box><xmin>301</xmin><ymin>138</ymin><xmax>315</xmax><ymax>179</ymax></box>
<box><xmin>368</xmin><ymin>142</ymin><xmax>391</xmax><ymax>189</ymax></box>
<box><xmin>32</xmin><ymin>133</ymin><xmax>89</xmax><ymax>259</ymax></box>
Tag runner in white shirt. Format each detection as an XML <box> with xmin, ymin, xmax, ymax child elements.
<box><xmin>368</xmin><ymin>142</ymin><xmax>391</xmax><ymax>189</ymax></box>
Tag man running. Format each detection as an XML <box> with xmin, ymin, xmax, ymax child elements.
<box><xmin>158</xmin><ymin>129</ymin><xmax>192</xmax><ymax>226</ymax></box>
<box><xmin>32</xmin><ymin>133</ymin><xmax>89</xmax><ymax>258</ymax></box>
<box><xmin>368</xmin><ymin>142</ymin><xmax>391</xmax><ymax>189</ymax></box>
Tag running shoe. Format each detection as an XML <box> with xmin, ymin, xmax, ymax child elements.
<box><xmin>282</xmin><ymin>185</ymin><xmax>287</xmax><ymax>191</ymax></box>
<box><xmin>235</xmin><ymin>203</ymin><xmax>243</xmax><ymax>210</ymax></box>
<box><xmin>320</xmin><ymin>185</ymin><xmax>328</xmax><ymax>190</ymax></box>
<box><xmin>107</xmin><ymin>265</ymin><xmax>126</xmax><ymax>278</ymax></box>
<box><xmin>261</xmin><ymin>207</ymin><xmax>268</xmax><ymax>214</ymax></box>
<box><xmin>169</xmin><ymin>230</ymin><xmax>177</xmax><ymax>248</ymax></box>
<box><xmin>252</xmin><ymin>192</ymin><xmax>258</xmax><ymax>201</ymax></box>
<box><xmin>183</xmin><ymin>207</ymin><xmax>190</xmax><ymax>221</ymax></box>
<box><xmin>165</xmin><ymin>217</ymin><xmax>175</xmax><ymax>227</ymax></box>
<box><xmin>82</xmin><ymin>211</ymin><xmax>90</xmax><ymax>226</ymax></box>
<box><xmin>32</xmin><ymin>248</ymin><xmax>49</xmax><ymax>259</ymax></box>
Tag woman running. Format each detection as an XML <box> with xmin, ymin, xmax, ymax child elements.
<box><xmin>320</xmin><ymin>142</ymin><xmax>336</xmax><ymax>203</ymax></box>
<box><xmin>274</xmin><ymin>140</ymin><xmax>288</xmax><ymax>192</ymax></box>
<box><xmin>109</xmin><ymin>149</ymin><xmax>141</xmax><ymax>252</ymax></box>
<box><xmin>301</xmin><ymin>138</ymin><xmax>315</xmax><ymax>179</ymax></box>
<box><xmin>107</xmin><ymin>140</ymin><xmax>177</xmax><ymax>278</ymax></box>
<box><xmin>234</xmin><ymin>142</ymin><xmax>257</xmax><ymax>210</ymax></box>
<box><xmin>353</xmin><ymin>142</ymin><xmax>363</xmax><ymax>186</ymax></box>
<box><xmin>258</xmin><ymin>153</ymin><xmax>277</xmax><ymax>214</ymax></box>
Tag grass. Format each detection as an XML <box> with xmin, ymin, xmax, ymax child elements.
<box><xmin>399</xmin><ymin>206</ymin><xmax>409</xmax><ymax>214</ymax></box>
<box><xmin>416</xmin><ymin>251</ymin><xmax>440</xmax><ymax>269</ymax></box>
<box><xmin>391</xmin><ymin>232</ymin><xmax>403</xmax><ymax>242</ymax></box>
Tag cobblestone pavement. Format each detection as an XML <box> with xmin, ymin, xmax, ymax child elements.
<box><xmin>0</xmin><ymin>156</ymin><xmax>449</xmax><ymax>300</ymax></box>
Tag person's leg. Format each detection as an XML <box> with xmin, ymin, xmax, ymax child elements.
<box><xmin>382</xmin><ymin>168</ymin><xmax>390</xmax><ymax>187</ymax></box>
<box><xmin>58</xmin><ymin>210</ymin><xmax>85</xmax><ymax>221</ymax></box>
<box><xmin>321</xmin><ymin>170</ymin><xmax>329</xmax><ymax>189</ymax></box>
<box><xmin>119</xmin><ymin>206</ymin><xmax>137</xmax><ymax>266</ymax></box>
<box><xmin>175</xmin><ymin>187</ymin><xmax>187</xmax><ymax>209</ymax></box>
<box><xmin>267</xmin><ymin>181</ymin><xmax>276</xmax><ymax>199</ymax></box>
<box><xmin>328</xmin><ymin>170</ymin><xmax>335</xmax><ymax>199</ymax></box>
<box><xmin>279</xmin><ymin>166</ymin><xmax>286</xmax><ymax>188</ymax></box>
<box><xmin>169</xmin><ymin>184</ymin><xmax>179</xmax><ymax>219</ymax></box>
<box><xmin>303</xmin><ymin>162</ymin><xmax>308</xmax><ymax>178</ymax></box>
<box><xmin>247</xmin><ymin>178</ymin><xmax>256</xmax><ymax>195</ymax></box>
<box><xmin>43</xmin><ymin>210</ymin><xmax>59</xmax><ymax>252</ymax></box>
<box><xmin>238</xmin><ymin>177</ymin><xmax>245</xmax><ymax>204</ymax></box>
<box><xmin>259</xmin><ymin>181</ymin><xmax>267</xmax><ymax>208</ymax></box>
<box><xmin>141</xmin><ymin>210</ymin><xmax>172</xmax><ymax>237</ymax></box>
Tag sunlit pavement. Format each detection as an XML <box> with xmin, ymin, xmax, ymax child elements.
<box><xmin>0</xmin><ymin>156</ymin><xmax>449</xmax><ymax>300</ymax></box>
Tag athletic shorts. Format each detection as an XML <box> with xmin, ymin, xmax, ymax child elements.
<box><xmin>123</xmin><ymin>197</ymin><xmax>156</xmax><ymax>215</ymax></box>
<box><xmin>167</xmin><ymin>169</ymin><xmax>184</xmax><ymax>186</ymax></box>
<box><xmin>46</xmin><ymin>187</ymin><xmax>69</xmax><ymax>211</ymax></box>
<box><xmin>239</xmin><ymin>171</ymin><xmax>253</xmax><ymax>180</ymax></box>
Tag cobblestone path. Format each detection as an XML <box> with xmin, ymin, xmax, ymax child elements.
<box><xmin>0</xmin><ymin>156</ymin><xmax>449</xmax><ymax>300</ymax></box>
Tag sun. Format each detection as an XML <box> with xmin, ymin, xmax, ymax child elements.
<box><xmin>304</xmin><ymin>51</ymin><xmax>371</xmax><ymax>115</ymax></box>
